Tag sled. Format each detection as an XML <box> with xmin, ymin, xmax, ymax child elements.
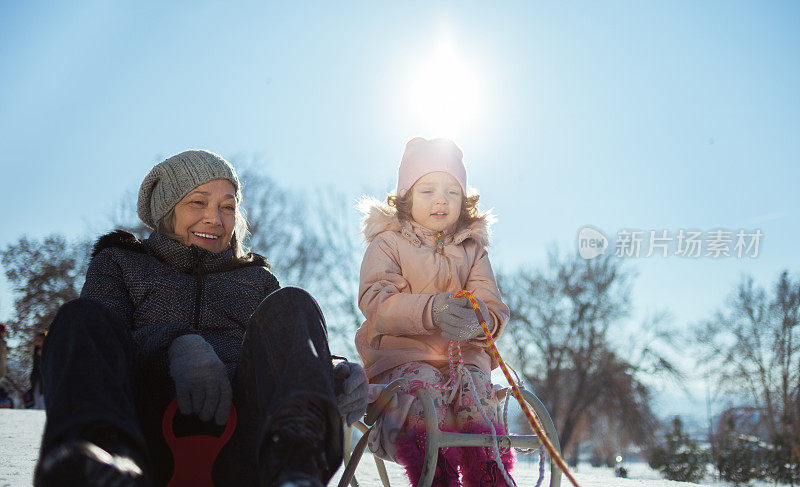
<box><xmin>162</xmin><ymin>398</ymin><xmax>238</xmax><ymax>487</ymax></box>
<box><xmin>337</xmin><ymin>378</ymin><xmax>562</xmax><ymax>487</ymax></box>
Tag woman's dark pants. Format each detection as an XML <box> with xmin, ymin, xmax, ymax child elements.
<box><xmin>38</xmin><ymin>287</ymin><xmax>343</xmax><ymax>486</ymax></box>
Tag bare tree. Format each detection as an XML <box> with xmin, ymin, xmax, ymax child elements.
<box><xmin>0</xmin><ymin>235</ymin><xmax>91</xmax><ymax>393</ymax></box>
<box><xmin>107</xmin><ymin>188</ymin><xmax>151</xmax><ymax>239</ymax></box>
<box><xmin>238</xmin><ymin>168</ymin><xmax>327</xmax><ymax>287</ymax></box>
<box><xmin>238</xmin><ymin>168</ymin><xmax>364</xmax><ymax>356</ymax></box>
<box><xmin>301</xmin><ymin>188</ymin><xmax>364</xmax><ymax>356</ymax></box>
<box><xmin>498</xmin><ymin>248</ymin><xmax>678</xmax><ymax>460</ymax></box>
<box><xmin>696</xmin><ymin>271</ymin><xmax>800</xmax><ymax>481</ymax></box>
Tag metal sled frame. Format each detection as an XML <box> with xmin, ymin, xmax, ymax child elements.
<box><xmin>338</xmin><ymin>379</ymin><xmax>562</xmax><ymax>487</ymax></box>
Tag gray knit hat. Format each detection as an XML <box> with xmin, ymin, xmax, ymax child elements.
<box><xmin>137</xmin><ymin>149</ymin><xmax>241</xmax><ymax>229</ymax></box>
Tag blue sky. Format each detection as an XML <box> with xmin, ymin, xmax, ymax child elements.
<box><xmin>1</xmin><ymin>1</ymin><xmax>798</xmax><ymax>416</ymax></box>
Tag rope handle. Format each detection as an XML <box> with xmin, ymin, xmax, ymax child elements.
<box><xmin>453</xmin><ymin>290</ymin><xmax>582</xmax><ymax>487</ymax></box>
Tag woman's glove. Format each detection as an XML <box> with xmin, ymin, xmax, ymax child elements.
<box><xmin>333</xmin><ymin>361</ymin><xmax>368</xmax><ymax>427</ymax></box>
<box><xmin>168</xmin><ymin>334</ymin><xmax>232</xmax><ymax>425</ymax></box>
<box><xmin>432</xmin><ymin>293</ymin><xmax>489</xmax><ymax>341</ymax></box>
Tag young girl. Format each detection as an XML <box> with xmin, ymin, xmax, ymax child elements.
<box><xmin>356</xmin><ymin>137</ymin><xmax>513</xmax><ymax>486</ymax></box>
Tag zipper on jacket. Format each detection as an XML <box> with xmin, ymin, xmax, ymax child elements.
<box><xmin>191</xmin><ymin>247</ymin><xmax>204</xmax><ymax>330</ymax></box>
<box><xmin>435</xmin><ymin>232</ymin><xmax>452</xmax><ymax>290</ymax></box>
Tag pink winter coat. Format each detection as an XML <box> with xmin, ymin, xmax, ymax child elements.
<box><xmin>355</xmin><ymin>198</ymin><xmax>510</xmax><ymax>380</ymax></box>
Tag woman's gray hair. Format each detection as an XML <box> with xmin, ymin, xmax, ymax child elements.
<box><xmin>156</xmin><ymin>204</ymin><xmax>251</xmax><ymax>259</ymax></box>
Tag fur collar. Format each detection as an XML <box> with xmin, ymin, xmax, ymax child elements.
<box><xmin>357</xmin><ymin>196</ymin><xmax>493</xmax><ymax>247</ymax></box>
<box><xmin>91</xmin><ymin>230</ymin><xmax>270</xmax><ymax>269</ymax></box>
<box><xmin>92</xmin><ymin>230</ymin><xmax>147</xmax><ymax>258</ymax></box>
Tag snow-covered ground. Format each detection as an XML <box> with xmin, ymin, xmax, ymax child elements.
<box><xmin>335</xmin><ymin>452</ymin><xmax>705</xmax><ymax>487</ymax></box>
<box><xmin>0</xmin><ymin>409</ymin><xmax>779</xmax><ymax>487</ymax></box>
<box><xmin>0</xmin><ymin>410</ymin><xmax>46</xmax><ymax>487</ymax></box>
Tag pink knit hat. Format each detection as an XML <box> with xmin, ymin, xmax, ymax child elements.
<box><xmin>396</xmin><ymin>137</ymin><xmax>467</xmax><ymax>197</ymax></box>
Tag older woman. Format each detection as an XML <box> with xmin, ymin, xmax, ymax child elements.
<box><xmin>34</xmin><ymin>150</ymin><xmax>367</xmax><ymax>487</ymax></box>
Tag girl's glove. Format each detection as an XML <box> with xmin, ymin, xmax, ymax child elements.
<box><xmin>168</xmin><ymin>334</ymin><xmax>232</xmax><ymax>425</ymax></box>
<box><xmin>333</xmin><ymin>361</ymin><xmax>368</xmax><ymax>426</ymax></box>
<box><xmin>432</xmin><ymin>293</ymin><xmax>488</xmax><ymax>341</ymax></box>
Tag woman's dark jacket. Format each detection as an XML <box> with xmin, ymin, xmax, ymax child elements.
<box><xmin>81</xmin><ymin>230</ymin><xmax>279</xmax><ymax>382</ymax></box>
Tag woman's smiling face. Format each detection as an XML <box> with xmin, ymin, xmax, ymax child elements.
<box><xmin>172</xmin><ymin>179</ymin><xmax>236</xmax><ymax>253</ymax></box>
<box><xmin>410</xmin><ymin>171</ymin><xmax>463</xmax><ymax>232</ymax></box>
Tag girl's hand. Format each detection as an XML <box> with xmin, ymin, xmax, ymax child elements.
<box><xmin>432</xmin><ymin>293</ymin><xmax>482</xmax><ymax>341</ymax></box>
<box><xmin>472</xmin><ymin>297</ymin><xmax>491</xmax><ymax>331</ymax></box>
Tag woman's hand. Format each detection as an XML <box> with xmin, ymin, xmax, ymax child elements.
<box><xmin>432</xmin><ymin>293</ymin><xmax>487</xmax><ymax>341</ymax></box>
<box><xmin>333</xmin><ymin>361</ymin><xmax>368</xmax><ymax>426</ymax></box>
<box><xmin>168</xmin><ymin>334</ymin><xmax>232</xmax><ymax>425</ymax></box>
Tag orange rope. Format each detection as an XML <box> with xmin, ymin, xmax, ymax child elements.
<box><xmin>454</xmin><ymin>290</ymin><xmax>582</xmax><ymax>487</ymax></box>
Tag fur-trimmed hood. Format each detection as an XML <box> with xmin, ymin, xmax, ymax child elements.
<box><xmin>356</xmin><ymin>196</ymin><xmax>493</xmax><ymax>248</ymax></box>
<box><xmin>91</xmin><ymin>230</ymin><xmax>148</xmax><ymax>258</ymax></box>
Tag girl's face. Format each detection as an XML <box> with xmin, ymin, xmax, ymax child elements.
<box><xmin>410</xmin><ymin>171</ymin><xmax>463</xmax><ymax>232</ymax></box>
<box><xmin>172</xmin><ymin>179</ymin><xmax>236</xmax><ymax>253</ymax></box>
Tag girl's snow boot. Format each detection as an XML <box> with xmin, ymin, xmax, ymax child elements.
<box><xmin>395</xmin><ymin>427</ymin><xmax>460</xmax><ymax>487</ymax></box>
<box><xmin>458</xmin><ymin>423</ymin><xmax>515</xmax><ymax>487</ymax></box>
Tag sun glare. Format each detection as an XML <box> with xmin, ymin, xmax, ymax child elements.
<box><xmin>408</xmin><ymin>43</ymin><xmax>482</xmax><ymax>137</ymax></box>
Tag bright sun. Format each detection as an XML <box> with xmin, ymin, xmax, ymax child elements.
<box><xmin>408</xmin><ymin>43</ymin><xmax>482</xmax><ymax>137</ymax></box>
